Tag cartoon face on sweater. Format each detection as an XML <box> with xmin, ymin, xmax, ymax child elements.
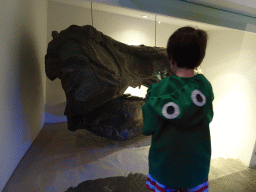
<box><xmin>142</xmin><ymin>74</ymin><xmax>214</xmax><ymax>129</ymax></box>
<box><xmin>161</xmin><ymin>89</ymin><xmax>206</xmax><ymax>120</ymax></box>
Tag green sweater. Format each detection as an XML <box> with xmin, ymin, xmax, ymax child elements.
<box><xmin>142</xmin><ymin>74</ymin><xmax>214</xmax><ymax>188</ymax></box>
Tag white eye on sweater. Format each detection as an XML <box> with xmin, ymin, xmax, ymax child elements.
<box><xmin>191</xmin><ymin>89</ymin><xmax>206</xmax><ymax>107</ymax></box>
<box><xmin>162</xmin><ymin>102</ymin><xmax>180</xmax><ymax>119</ymax></box>
<box><xmin>162</xmin><ymin>89</ymin><xmax>206</xmax><ymax>119</ymax></box>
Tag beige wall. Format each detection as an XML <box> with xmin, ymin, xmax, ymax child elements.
<box><xmin>0</xmin><ymin>0</ymin><xmax>47</xmax><ymax>191</ymax></box>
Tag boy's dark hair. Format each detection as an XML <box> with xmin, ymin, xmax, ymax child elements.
<box><xmin>167</xmin><ymin>26</ymin><xmax>208</xmax><ymax>69</ymax></box>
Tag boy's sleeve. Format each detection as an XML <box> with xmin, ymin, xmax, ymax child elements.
<box><xmin>142</xmin><ymin>103</ymin><xmax>160</xmax><ymax>136</ymax></box>
<box><xmin>142</xmin><ymin>85</ymin><xmax>155</xmax><ymax>135</ymax></box>
<box><xmin>142</xmin><ymin>100</ymin><xmax>163</xmax><ymax>136</ymax></box>
<box><xmin>142</xmin><ymin>84</ymin><xmax>160</xmax><ymax>136</ymax></box>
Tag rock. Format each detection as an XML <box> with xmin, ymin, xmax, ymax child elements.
<box><xmin>64</xmin><ymin>172</ymin><xmax>149</xmax><ymax>192</ymax></box>
<box><xmin>45</xmin><ymin>25</ymin><xmax>202</xmax><ymax>140</ymax></box>
<box><xmin>67</xmin><ymin>94</ymin><xmax>146</xmax><ymax>141</ymax></box>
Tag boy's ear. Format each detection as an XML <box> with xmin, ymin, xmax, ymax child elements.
<box><xmin>170</xmin><ymin>58</ymin><xmax>176</xmax><ymax>65</ymax></box>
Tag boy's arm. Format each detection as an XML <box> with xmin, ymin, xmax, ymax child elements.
<box><xmin>142</xmin><ymin>103</ymin><xmax>158</xmax><ymax>136</ymax></box>
<box><xmin>142</xmin><ymin>85</ymin><xmax>155</xmax><ymax>135</ymax></box>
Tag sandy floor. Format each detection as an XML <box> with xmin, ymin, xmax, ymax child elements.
<box><xmin>3</xmin><ymin>122</ymin><xmax>248</xmax><ymax>192</ymax></box>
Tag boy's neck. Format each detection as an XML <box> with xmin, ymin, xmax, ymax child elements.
<box><xmin>170</xmin><ymin>60</ymin><xmax>195</xmax><ymax>78</ymax></box>
<box><xmin>175</xmin><ymin>69</ymin><xmax>195</xmax><ymax>77</ymax></box>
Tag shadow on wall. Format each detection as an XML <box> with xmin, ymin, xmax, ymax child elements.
<box><xmin>18</xmin><ymin>25</ymin><xmax>44</xmax><ymax>143</ymax></box>
<box><xmin>45</xmin><ymin>102</ymin><xmax>67</xmax><ymax>123</ymax></box>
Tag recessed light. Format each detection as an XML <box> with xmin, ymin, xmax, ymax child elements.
<box><xmin>158</xmin><ymin>21</ymin><xmax>161</xmax><ymax>24</ymax></box>
<box><xmin>142</xmin><ymin>15</ymin><xmax>148</xmax><ymax>18</ymax></box>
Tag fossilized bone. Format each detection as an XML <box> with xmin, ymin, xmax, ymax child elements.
<box><xmin>45</xmin><ymin>25</ymin><xmax>202</xmax><ymax>140</ymax></box>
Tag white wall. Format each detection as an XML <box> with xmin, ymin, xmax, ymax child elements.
<box><xmin>204</xmin><ymin>28</ymin><xmax>256</xmax><ymax>167</ymax></box>
<box><xmin>46</xmin><ymin>1</ymin><xmax>256</xmax><ymax>168</ymax></box>
<box><xmin>91</xmin><ymin>0</ymin><xmax>256</xmax><ymax>32</ymax></box>
<box><xmin>0</xmin><ymin>0</ymin><xmax>47</xmax><ymax>191</ymax></box>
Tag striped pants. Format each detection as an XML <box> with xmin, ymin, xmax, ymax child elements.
<box><xmin>146</xmin><ymin>173</ymin><xmax>209</xmax><ymax>192</ymax></box>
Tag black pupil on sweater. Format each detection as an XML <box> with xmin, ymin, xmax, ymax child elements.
<box><xmin>196</xmin><ymin>94</ymin><xmax>203</xmax><ymax>102</ymax></box>
<box><xmin>167</xmin><ymin>106</ymin><xmax>175</xmax><ymax>114</ymax></box>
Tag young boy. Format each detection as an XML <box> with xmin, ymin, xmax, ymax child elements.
<box><xmin>142</xmin><ymin>26</ymin><xmax>214</xmax><ymax>192</ymax></box>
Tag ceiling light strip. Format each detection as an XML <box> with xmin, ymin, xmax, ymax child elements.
<box><xmin>180</xmin><ymin>0</ymin><xmax>256</xmax><ymax>19</ymax></box>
